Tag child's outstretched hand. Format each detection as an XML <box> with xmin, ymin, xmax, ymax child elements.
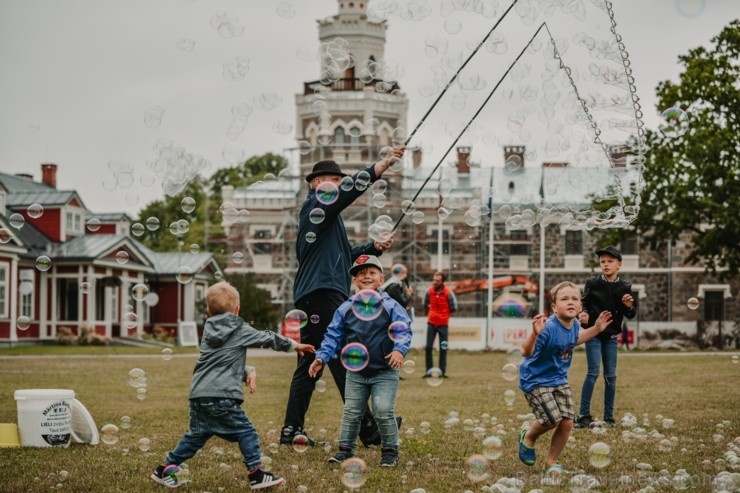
<box><xmin>295</xmin><ymin>343</ymin><xmax>316</xmax><ymax>357</ymax></box>
<box><xmin>308</xmin><ymin>358</ymin><xmax>323</xmax><ymax>378</ymax></box>
<box><xmin>385</xmin><ymin>350</ymin><xmax>404</xmax><ymax>369</ymax></box>
<box><xmin>532</xmin><ymin>312</ymin><xmax>547</xmax><ymax>335</ymax></box>
<box><xmin>593</xmin><ymin>311</ymin><xmax>613</xmax><ymax>332</ymax></box>
<box><xmin>245</xmin><ymin>371</ymin><xmax>256</xmax><ymax>393</ymax></box>
<box><xmin>621</xmin><ymin>293</ymin><xmax>634</xmax><ymax>309</ymax></box>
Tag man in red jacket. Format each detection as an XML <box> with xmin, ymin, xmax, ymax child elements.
<box><xmin>422</xmin><ymin>272</ymin><xmax>458</xmax><ymax>378</ymax></box>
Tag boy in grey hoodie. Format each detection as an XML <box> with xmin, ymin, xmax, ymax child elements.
<box><xmin>150</xmin><ymin>281</ymin><xmax>315</xmax><ymax>490</ymax></box>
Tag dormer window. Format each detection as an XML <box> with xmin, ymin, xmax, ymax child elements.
<box><xmin>65</xmin><ymin>208</ymin><xmax>84</xmax><ymax>236</ymax></box>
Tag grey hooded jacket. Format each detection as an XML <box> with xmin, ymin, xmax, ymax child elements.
<box><xmin>189</xmin><ymin>312</ymin><xmax>296</xmax><ymax>401</ymax></box>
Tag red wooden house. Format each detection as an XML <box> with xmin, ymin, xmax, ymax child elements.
<box><xmin>0</xmin><ymin>164</ymin><xmax>223</xmax><ymax>345</ymax></box>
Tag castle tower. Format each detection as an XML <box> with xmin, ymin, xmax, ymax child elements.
<box><xmin>295</xmin><ymin>0</ymin><xmax>409</xmax><ymax>176</ymax></box>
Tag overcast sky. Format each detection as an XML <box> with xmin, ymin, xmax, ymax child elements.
<box><xmin>0</xmin><ymin>0</ymin><xmax>736</xmax><ymax>217</ymax></box>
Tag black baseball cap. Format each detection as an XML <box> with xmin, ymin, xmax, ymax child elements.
<box><xmin>595</xmin><ymin>245</ymin><xmax>622</xmax><ymax>261</ymax></box>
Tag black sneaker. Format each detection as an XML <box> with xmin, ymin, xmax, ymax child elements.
<box><xmin>327</xmin><ymin>447</ymin><xmax>354</xmax><ymax>463</ymax></box>
<box><xmin>604</xmin><ymin>418</ymin><xmax>616</xmax><ymax>428</ymax></box>
<box><xmin>150</xmin><ymin>464</ymin><xmax>183</xmax><ymax>489</ymax></box>
<box><xmin>380</xmin><ymin>447</ymin><xmax>399</xmax><ymax>467</ymax></box>
<box><xmin>574</xmin><ymin>415</ymin><xmax>593</xmax><ymax>429</ymax></box>
<box><xmin>279</xmin><ymin>426</ymin><xmax>326</xmax><ymax>447</ymax></box>
<box><xmin>249</xmin><ymin>468</ymin><xmax>286</xmax><ymax>490</ymax></box>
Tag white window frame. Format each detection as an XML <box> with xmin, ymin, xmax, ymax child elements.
<box><xmin>0</xmin><ymin>264</ymin><xmax>7</xmax><ymax>317</ymax></box>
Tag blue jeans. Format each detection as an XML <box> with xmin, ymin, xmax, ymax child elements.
<box><xmin>166</xmin><ymin>398</ymin><xmax>262</xmax><ymax>471</ymax></box>
<box><xmin>578</xmin><ymin>337</ymin><xmax>618</xmax><ymax>421</ymax></box>
<box><xmin>339</xmin><ymin>370</ymin><xmax>400</xmax><ymax>451</ymax></box>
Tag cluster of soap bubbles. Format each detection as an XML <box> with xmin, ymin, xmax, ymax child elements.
<box><xmin>149</xmin><ymin>139</ymin><xmax>211</xmax><ymax>198</ymax></box>
<box><xmin>223</xmin><ymin>55</ymin><xmax>250</xmax><ymax>82</ymax></box>
<box><xmin>102</xmin><ymin>156</ymin><xmax>149</xmax><ymax>206</ymax></box>
<box><xmin>127</xmin><ymin>367</ymin><xmax>148</xmax><ymax>400</ymax></box>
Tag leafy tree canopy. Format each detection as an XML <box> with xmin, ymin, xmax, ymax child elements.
<box><xmin>609</xmin><ymin>20</ymin><xmax>739</xmax><ymax>280</ymax></box>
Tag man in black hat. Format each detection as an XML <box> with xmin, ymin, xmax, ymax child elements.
<box><xmin>281</xmin><ymin>147</ymin><xmax>405</xmax><ymax>448</ymax></box>
<box><xmin>574</xmin><ymin>245</ymin><xmax>637</xmax><ymax>429</ymax></box>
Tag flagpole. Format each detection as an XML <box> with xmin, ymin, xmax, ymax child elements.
<box><xmin>485</xmin><ymin>169</ymin><xmax>494</xmax><ymax>349</ymax></box>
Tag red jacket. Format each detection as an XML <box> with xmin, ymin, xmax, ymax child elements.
<box><xmin>424</xmin><ymin>285</ymin><xmax>457</xmax><ymax>326</ymax></box>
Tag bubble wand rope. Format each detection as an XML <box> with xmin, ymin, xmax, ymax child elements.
<box><xmin>402</xmin><ymin>0</ymin><xmax>520</xmax><ymax>148</ymax></box>
<box><xmin>392</xmin><ymin>22</ymin><xmax>548</xmax><ymax>233</ymax></box>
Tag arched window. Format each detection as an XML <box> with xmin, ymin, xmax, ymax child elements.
<box><xmin>334</xmin><ymin>127</ymin><xmax>345</xmax><ymax>146</ymax></box>
<box><xmin>349</xmin><ymin>127</ymin><xmax>361</xmax><ymax>148</ymax></box>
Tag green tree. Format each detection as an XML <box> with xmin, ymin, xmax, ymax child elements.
<box><xmin>629</xmin><ymin>21</ymin><xmax>739</xmax><ymax>280</ymax></box>
<box><xmin>136</xmin><ymin>177</ymin><xmax>208</xmax><ymax>252</ymax></box>
<box><xmin>136</xmin><ymin>152</ymin><xmax>289</xmax><ymax>259</ymax></box>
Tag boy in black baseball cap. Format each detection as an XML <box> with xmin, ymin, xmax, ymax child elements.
<box><xmin>574</xmin><ymin>245</ymin><xmax>637</xmax><ymax>429</ymax></box>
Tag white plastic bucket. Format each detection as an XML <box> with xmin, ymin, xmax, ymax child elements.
<box><xmin>14</xmin><ymin>389</ymin><xmax>75</xmax><ymax>448</ymax></box>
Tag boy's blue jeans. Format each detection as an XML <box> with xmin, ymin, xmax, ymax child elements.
<box><xmin>166</xmin><ymin>398</ymin><xmax>262</xmax><ymax>471</ymax></box>
<box><xmin>578</xmin><ymin>337</ymin><xmax>618</xmax><ymax>421</ymax></box>
<box><xmin>339</xmin><ymin>369</ymin><xmax>400</xmax><ymax>451</ymax></box>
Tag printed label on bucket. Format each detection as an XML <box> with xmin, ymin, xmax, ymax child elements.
<box><xmin>40</xmin><ymin>399</ymin><xmax>72</xmax><ymax>446</ymax></box>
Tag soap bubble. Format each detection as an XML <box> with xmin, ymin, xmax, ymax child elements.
<box><xmin>100</xmin><ymin>424</ymin><xmax>120</xmax><ymax>445</ymax></box>
<box><xmin>315</xmin><ymin>379</ymin><xmax>327</xmax><ymax>393</ymax></box>
<box><xmin>115</xmin><ymin>251</ymin><xmax>129</xmax><ymax>265</ymax></box>
<box><xmin>388</xmin><ymin>321</ymin><xmax>411</xmax><ymax>343</ymax></box>
<box><xmin>501</xmin><ymin>363</ymin><xmax>518</xmax><ymax>381</ymax></box>
<box><xmin>35</xmin><ymin>256</ymin><xmax>51</xmax><ymax>271</ymax></box>
<box><xmin>340</xmin><ymin>458</ymin><xmax>367</xmax><ymax>489</ymax></box>
<box><xmin>181</xmin><ymin>197</ymin><xmax>196</xmax><ymax>214</ymax></box>
<box><xmin>316</xmin><ymin>182</ymin><xmax>339</xmax><ymax>205</ymax></box>
<box><xmin>425</xmin><ymin>367</ymin><xmax>444</xmax><ymax>387</ymax></box>
<box><xmin>292</xmin><ymin>434</ymin><xmax>309</xmax><ymax>453</ymax></box>
<box><xmin>131</xmin><ymin>284</ymin><xmax>149</xmax><ymax>302</ymax></box>
<box><xmin>16</xmin><ymin>316</ymin><xmax>31</xmax><ymax>331</ymax></box>
<box><xmin>138</xmin><ymin>437</ymin><xmax>151</xmax><ymax>452</ymax></box>
<box><xmin>340</xmin><ymin>342</ymin><xmax>370</xmax><ymax>372</ymax></box>
<box><xmin>686</xmin><ymin>297</ymin><xmax>699</xmax><ymax>310</ymax></box>
<box><xmin>465</xmin><ymin>454</ymin><xmax>489</xmax><ymax>482</ymax></box>
<box><xmin>403</xmin><ymin>359</ymin><xmax>416</xmax><ymax>374</ymax></box>
<box><xmin>285</xmin><ymin>309</ymin><xmax>308</xmax><ymax>330</ymax></box>
<box><xmin>351</xmin><ymin>289</ymin><xmax>383</xmax><ymax>321</ymax></box>
<box><xmin>482</xmin><ymin>435</ymin><xmax>503</xmax><ymax>460</ymax></box>
<box><xmin>309</xmin><ymin>208</ymin><xmax>326</xmax><ymax>224</ymax></box>
<box><xmin>86</xmin><ymin>218</ymin><xmax>101</xmax><ymax>231</ymax></box>
<box><xmin>659</xmin><ymin>107</ymin><xmax>689</xmax><ymax>138</ymax></box>
<box><xmin>27</xmin><ymin>203</ymin><xmax>44</xmax><ymax>218</ymax></box>
<box><xmin>588</xmin><ymin>442</ymin><xmax>611</xmax><ymax>468</ymax></box>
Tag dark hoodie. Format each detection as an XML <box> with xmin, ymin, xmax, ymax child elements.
<box><xmin>189</xmin><ymin>313</ymin><xmax>296</xmax><ymax>401</ymax></box>
<box><xmin>293</xmin><ymin>164</ymin><xmax>384</xmax><ymax>304</ymax></box>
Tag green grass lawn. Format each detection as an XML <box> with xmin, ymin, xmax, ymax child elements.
<box><xmin>0</xmin><ymin>348</ymin><xmax>738</xmax><ymax>492</ymax></box>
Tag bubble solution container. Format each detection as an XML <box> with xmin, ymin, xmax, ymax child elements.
<box><xmin>14</xmin><ymin>389</ymin><xmax>75</xmax><ymax>447</ymax></box>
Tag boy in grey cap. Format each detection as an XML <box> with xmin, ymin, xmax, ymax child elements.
<box><xmin>309</xmin><ymin>255</ymin><xmax>412</xmax><ymax>467</ymax></box>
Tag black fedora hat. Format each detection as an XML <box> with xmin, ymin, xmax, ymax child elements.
<box><xmin>305</xmin><ymin>160</ymin><xmax>347</xmax><ymax>183</ymax></box>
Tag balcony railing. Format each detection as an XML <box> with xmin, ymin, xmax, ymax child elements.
<box><xmin>303</xmin><ymin>78</ymin><xmax>401</xmax><ymax>95</ymax></box>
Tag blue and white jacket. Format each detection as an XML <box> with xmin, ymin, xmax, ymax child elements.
<box><xmin>315</xmin><ymin>291</ymin><xmax>412</xmax><ymax>376</ymax></box>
